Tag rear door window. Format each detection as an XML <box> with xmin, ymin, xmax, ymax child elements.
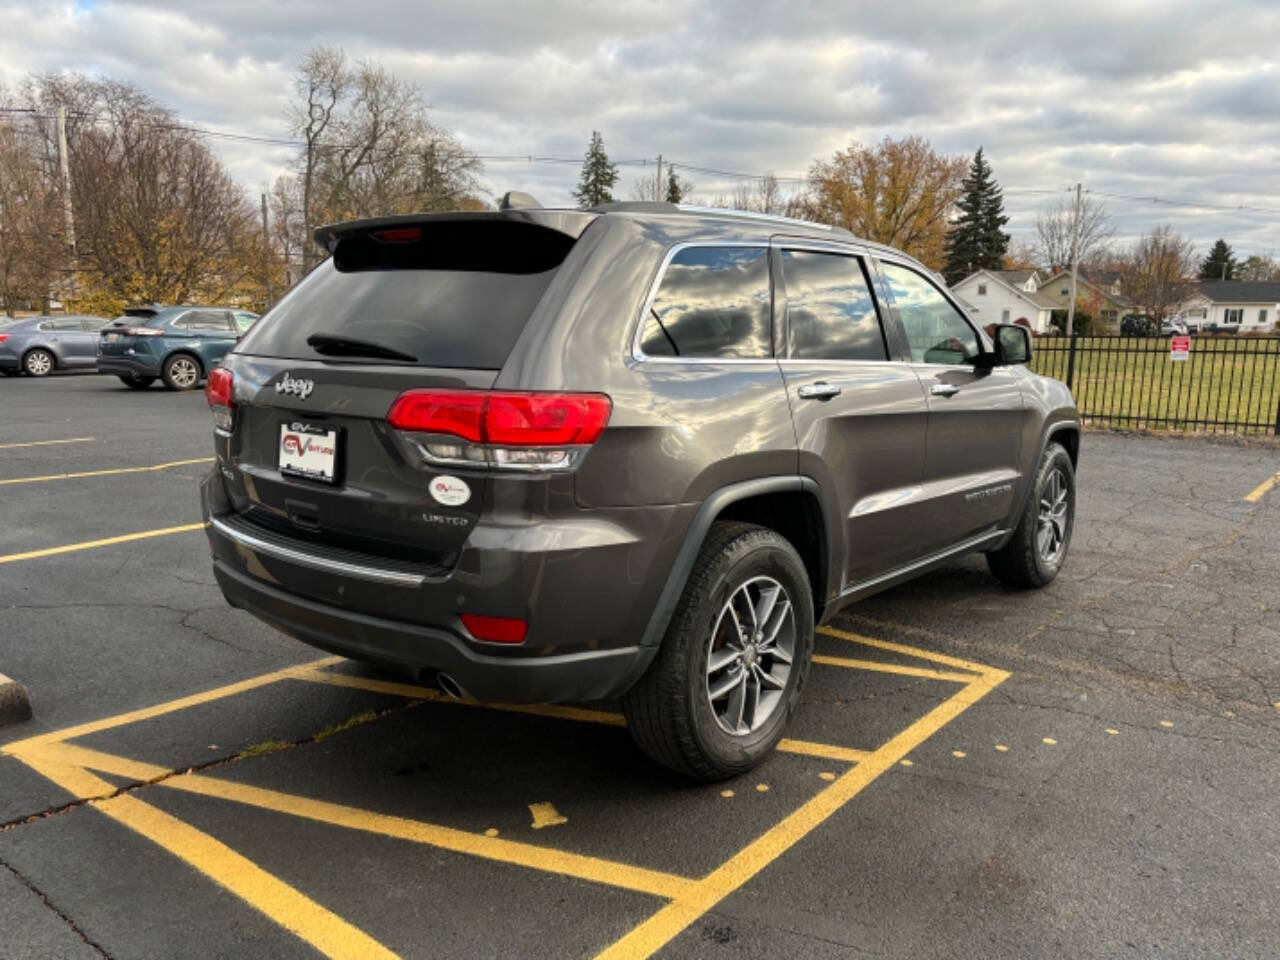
<box><xmin>237</xmin><ymin>220</ymin><xmax>578</xmax><ymax>370</ymax></box>
<box><xmin>780</xmin><ymin>250</ymin><xmax>887</xmax><ymax>361</ymax></box>
<box><xmin>639</xmin><ymin>246</ymin><xmax>771</xmax><ymax>359</ymax></box>
<box><xmin>175</xmin><ymin>310</ymin><xmax>233</xmax><ymax>332</ymax></box>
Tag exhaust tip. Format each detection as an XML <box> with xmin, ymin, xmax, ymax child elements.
<box><xmin>436</xmin><ymin>672</ymin><xmax>465</xmax><ymax>700</ymax></box>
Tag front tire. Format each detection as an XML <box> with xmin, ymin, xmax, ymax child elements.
<box><xmin>623</xmin><ymin>521</ymin><xmax>814</xmax><ymax>781</ymax></box>
<box><xmin>162</xmin><ymin>353</ymin><xmax>201</xmax><ymax>391</ymax></box>
<box><xmin>23</xmin><ymin>349</ymin><xmax>54</xmax><ymax>377</ymax></box>
<box><xmin>987</xmin><ymin>442</ymin><xmax>1075</xmax><ymax>589</ymax></box>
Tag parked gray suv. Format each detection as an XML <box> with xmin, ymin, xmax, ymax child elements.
<box><xmin>201</xmin><ymin>200</ymin><xmax>1079</xmax><ymax>779</ymax></box>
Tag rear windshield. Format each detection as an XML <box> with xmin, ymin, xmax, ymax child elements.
<box><xmin>237</xmin><ymin>220</ymin><xmax>577</xmax><ymax>369</ymax></box>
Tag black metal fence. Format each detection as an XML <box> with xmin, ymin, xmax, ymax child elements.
<box><xmin>1029</xmin><ymin>335</ymin><xmax>1280</xmax><ymax>436</ymax></box>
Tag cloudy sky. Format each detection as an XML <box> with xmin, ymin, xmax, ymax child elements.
<box><xmin>3</xmin><ymin>0</ymin><xmax>1279</xmax><ymax>259</ymax></box>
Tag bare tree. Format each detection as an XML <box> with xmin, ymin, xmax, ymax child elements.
<box><xmin>1034</xmin><ymin>194</ymin><xmax>1114</xmax><ymax>274</ymax></box>
<box><xmin>1117</xmin><ymin>225</ymin><xmax>1197</xmax><ymax>326</ymax></box>
<box><xmin>0</xmin><ymin>108</ymin><xmax>65</xmax><ymax>315</ymax></box>
<box><xmin>288</xmin><ymin>46</ymin><xmax>347</xmax><ymax>270</ymax></box>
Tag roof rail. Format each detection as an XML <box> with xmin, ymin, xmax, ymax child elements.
<box><xmin>674</xmin><ymin>204</ymin><xmax>851</xmax><ymax>236</ymax></box>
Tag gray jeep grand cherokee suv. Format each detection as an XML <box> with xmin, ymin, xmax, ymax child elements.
<box><xmin>201</xmin><ymin>199</ymin><xmax>1079</xmax><ymax>779</ymax></box>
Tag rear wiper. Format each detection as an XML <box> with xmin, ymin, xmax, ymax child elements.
<box><xmin>305</xmin><ymin>332</ymin><xmax>417</xmax><ymax>363</ymax></box>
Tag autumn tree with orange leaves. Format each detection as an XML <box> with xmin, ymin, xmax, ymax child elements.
<box><xmin>794</xmin><ymin>136</ymin><xmax>966</xmax><ymax>270</ymax></box>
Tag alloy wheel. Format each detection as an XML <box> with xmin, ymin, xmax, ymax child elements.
<box><xmin>1037</xmin><ymin>467</ymin><xmax>1070</xmax><ymax>565</ymax></box>
<box><xmin>169</xmin><ymin>357</ymin><xmax>199</xmax><ymax>388</ymax></box>
<box><xmin>25</xmin><ymin>351</ymin><xmax>52</xmax><ymax>376</ymax></box>
<box><xmin>705</xmin><ymin>575</ymin><xmax>795</xmax><ymax>736</ymax></box>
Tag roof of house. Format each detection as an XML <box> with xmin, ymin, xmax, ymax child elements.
<box><xmin>992</xmin><ymin>269</ymin><xmax>1036</xmax><ymax>287</ymax></box>
<box><xmin>1197</xmin><ymin>280</ymin><xmax>1280</xmax><ymax>304</ymax></box>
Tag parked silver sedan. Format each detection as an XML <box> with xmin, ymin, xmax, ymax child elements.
<box><xmin>0</xmin><ymin>315</ymin><xmax>111</xmax><ymax>377</ymax></box>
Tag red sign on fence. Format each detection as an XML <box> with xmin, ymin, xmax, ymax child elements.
<box><xmin>1170</xmin><ymin>335</ymin><xmax>1191</xmax><ymax>361</ymax></box>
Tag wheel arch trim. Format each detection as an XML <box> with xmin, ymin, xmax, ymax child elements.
<box><xmin>638</xmin><ymin>476</ymin><xmax>827</xmax><ymax>647</ymax></box>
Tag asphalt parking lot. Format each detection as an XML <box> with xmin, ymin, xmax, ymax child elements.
<box><xmin>2</xmin><ymin>372</ymin><xmax>1278</xmax><ymax>960</ymax></box>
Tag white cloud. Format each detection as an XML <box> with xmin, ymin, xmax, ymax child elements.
<box><xmin>2</xmin><ymin>0</ymin><xmax>1278</xmax><ymax>256</ymax></box>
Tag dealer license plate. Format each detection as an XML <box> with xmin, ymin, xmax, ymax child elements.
<box><xmin>279</xmin><ymin>422</ymin><xmax>339</xmax><ymax>483</ymax></box>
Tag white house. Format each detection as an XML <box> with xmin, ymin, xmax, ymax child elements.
<box><xmin>1178</xmin><ymin>281</ymin><xmax>1279</xmax><ymax>332</ymax></box>
<box><xmin>950</xmin><ymin>269</ymin><xmax>1056</xmax><ymax>333</ymax></box>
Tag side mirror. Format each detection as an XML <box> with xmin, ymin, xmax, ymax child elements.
<box><xmin>993</xmin><ymin>324</ymin><xmax>1032</xmax><ymax>365</ymax></box>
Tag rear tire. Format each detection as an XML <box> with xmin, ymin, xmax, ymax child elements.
<box><xmin>623</xmin><ymin>521</ymin><xmax>814</xmax><ymax>781</ymax></box>
<box><xmin>118</xmin><ymin>374</ymin><xmax>156</xmax><ymax>390</ymax></box>
<box><xmin>161</xmin><ymin>353</ymin><xmax>201</xmax><ymax>391</ymax></box>
<box><xmin>23</xmin><ymin>349</ymin><xmax>54</xmax><ymax>377</ymax></box>
<box><xmin>987</xmin><ymin>442</ymin><xmax>1075</xmax><ymax>589</ymax></box>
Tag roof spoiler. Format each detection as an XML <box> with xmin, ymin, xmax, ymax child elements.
<box><xmin>314</xmin><ymin>209</ymin><xmax>599</xmax><ymax>254</ymax></box>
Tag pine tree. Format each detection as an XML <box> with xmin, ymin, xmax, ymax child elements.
<box><xmin>664</xmin><ymin>166</ymin><xmax>684</xmax><ymax>203</ymax></box>
<box><xmin>1199</xmin><ymin>239</ymin><xmax>1236</xmax><ymax>281</ymax></box>
<box><xmin>943</xmin><ymin>148</ymin><xmax>1009</xmax><ymax>285</ymax></box>
<box><xmin>571</xmin><ymin>131</ymin><xmax>619</xmax><ymax>208</ymax></box>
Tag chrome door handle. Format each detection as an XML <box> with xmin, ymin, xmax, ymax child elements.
<box><xmin>929</xmin><ymin>383</ymin><xmax>960</xmax><ymax>397</ymax></box>
<box><xmin>798</xmin><ymin>382</ymin><xmax>842</xmax><ymax>400</ymax></box>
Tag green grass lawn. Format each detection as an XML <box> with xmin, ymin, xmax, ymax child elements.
<box><xmin>1029</xmin><ymin>336</ymin><xmax>1280</xmax><ymax>435</ymax></box>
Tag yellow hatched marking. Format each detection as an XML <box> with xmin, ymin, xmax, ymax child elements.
<box><xmin>1244</xmin><ymin>471</ymin><xmax>1280</xmax><ymax>503</ymax></box>
<box><xmin>0</xmin><ymin>436</ymin><xmax>94</xmax><ymax>449</ymax></box>
<box><xmin>813</xmin><ymin>653</ymin><xmax>976</xmax><ymax>683</ymax></box>
<box><xmin>17</xmin><ymin>749</ymin><xmax>398</xmax><ymax>960</ymax></box>
<box><xmin>37</xmin><ymin>742</ymin><xmax>696</xmax><ymax>901</ymax></box>
<box><xmin>594</xmin><ymin>665</ymin><xmax>1010</xmax><ymax>959</ymax></box>
<box><xmin>0</xmin><ymin>522</ymin><xmax>207</xmax><ymax>566</ymax></box>
<box><xmin>0</xmin><ymin>457</ymin><xmax>213</xmax><ymax>486</ymax></box>
<box><xmin>818</xmin><ymin>624</ymin><xmax>990</xmax><ymax>676</ymax></box>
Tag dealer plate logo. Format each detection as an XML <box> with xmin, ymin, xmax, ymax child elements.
<box><xmin>429</xmin><ymin>475</ymin><xmax>471</xmax><ymax>507</ymax></box>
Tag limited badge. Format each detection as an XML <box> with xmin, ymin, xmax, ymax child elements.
<box><xmin>429</xmin><ymin>475</ymin><xmax>471</xmax><ymax>507</ymax></box>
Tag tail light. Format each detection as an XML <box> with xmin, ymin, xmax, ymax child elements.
<box><xmin>387</xmin><ymin>389</ymin><xmax>611</xmax><ymax>472</ymax></box>
<box><xmin>460</xmin><ymin>613</ymin><xmax>528</xmax><ymax>644</ymax></box>
<box><xmin>205</xmin><ymin>367</ymin><xmax>234</xmax><ymax>432</ymax></box>
<box><xmin>0</xmin><ymin>333</ymin><xmax>9</xmax><ymax>344</ymax></box>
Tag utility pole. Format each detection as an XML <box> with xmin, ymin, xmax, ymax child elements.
<box><xmin>655</xmin><ymin>154</ymin><xmax>663</xmax><ymax>202</ymax></box>
<box><xmin>1065</xmin><ymin>182</ymin><xmax>1082</xmax><ymax>338</ymax></box>
<box><xmin>261</xmin><ymin>192</ymin><xmax>273</xmax><ymax>306</ymax></box>
<box><xmin>56</xmin><ymin>105</ymin><xmax>77</xmax><ymax>303</ymax></box>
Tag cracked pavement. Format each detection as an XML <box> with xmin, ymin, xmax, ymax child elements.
<box><xmin>1</xmin><ymin>374</ymin><xmax>1278</xmax><ymax>959</ymax></box>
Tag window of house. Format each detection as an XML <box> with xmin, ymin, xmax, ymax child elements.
<box><xmin>1060</xmin><ymin>288</ymin><xmax>1069</xmax><ymax>296</ymax></box>
<box><xmin>977</xmin><ymin>284</ymin><xmax>987</xmax><ymax>295</ymax></box>
<box><xmin>881</xmin><ymin>262</ymin><xmax>981</xmax><ymax>365</ymax></box>
<box><xmin>780</xmin><ymin>250</ymin><xmax>886</xmax><ymax>361</ymax></box>
<box><xmin>639</xmin><ymin>246</ymin><xmax>771</xmax><ymax>358</ymax></box>
<box><xmin>1224</xmin><ymin>308</ymin><xmax>1243</xmax><ymax>324</ymax></box>
<box><xmin>1001</xmin><ymin>309</ymin><xmax>1011</xmax><ymax>323</ymax></box>
<box><xmin>1259</xmin><ymin>309</ymin><xmax>1268</xmax><ymax>324</ymax></box>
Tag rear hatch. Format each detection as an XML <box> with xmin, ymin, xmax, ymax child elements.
<box><xmin>212</xmin><ymin>214</ymin><xmax>597</xmax><ymax>570</ymax></box>
<box><xmin>99</xmin><ymin>307</ymin><xmax>162</xmax><ymax>356</ymax></box>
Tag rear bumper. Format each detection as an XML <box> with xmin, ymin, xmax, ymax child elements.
<box><xmin>213</xmin><ymin>558</ymin><xmax>655</xmax><ymax>702</ymax></box>
<box><xmin>0</xmin><ymin>354</ymin><xmax>18</xmax><ymax>371</ymax></box>
<box><xmin>97</xmin><ymin>354</ymin><xmax>161</xmax><ymax>377</ymax></box>
<box><xmin>201</xmin><ymin>471</ymin><xmax>686</xmax><ymax>703</ymax></box>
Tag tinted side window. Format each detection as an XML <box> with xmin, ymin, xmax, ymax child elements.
<box><xmin>41</xmin><ymin>318</ymin><xmax>83</xmax><ymax>332</ymax></box>
<box><xmin>178</xmin><ymin>310</ymin><xmax>233</xmax><ymax>331</ymax></box>
<box><xmin>640</xmin><ymin>246</ymin><xmax>771</xmax><ymax>359</ymax></box>
<box><xmin>881</xmin><ymin>263</ymin><xmax>980</xmax><ymax>365</ymax></box>
<box><xmin>781</xmin><ymin>251</ymin><xmax>886</xmax><ymax>361</ymax></box>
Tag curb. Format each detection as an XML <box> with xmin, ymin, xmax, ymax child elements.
<box><xmin>0</xmin><ymin>672</ymin><xmax>32</xmax><ymax>726</ymax></box>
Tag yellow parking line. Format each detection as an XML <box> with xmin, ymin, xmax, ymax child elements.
<box><xmin>1244</xmin><ymin>471</ymin><xmax>1280</xmax><ymax>503</ymax></box>
<box><xmin>19</xmin><ymin>749</ymin><xmax>398</xmax><ymax>960</ymax></box>
<box><xmin>595</xmin><ymin>666</ymin><xmax>1010</xmax><ymax>959</ymax></box>
<box><xmin>0</xmin><ymin>522</ymin><xmax>207</xmax><ymax>567</ymax></box>
<box><xmin>0</xmin><ymin>457</ymin><xmax>213</xmax><ymax>486</ymax></box>
<box><xmin>2</xmin><ymin>657</ymin><xmax>342</xmax><ymax>753</ymax></box>
<box><xmin>813</xmin><ymin>653</ymin><xmax>976</xmax><ymax>684</ymax></box>
<box><xmin>0</xmin><ymin>436</ymin><xmax>95</xmax><ymax>449</ymax></box>
<box><xmin>290</xmin><ymin>667</ymin><xmax>873</xmax><ymax>761</ymax></box>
